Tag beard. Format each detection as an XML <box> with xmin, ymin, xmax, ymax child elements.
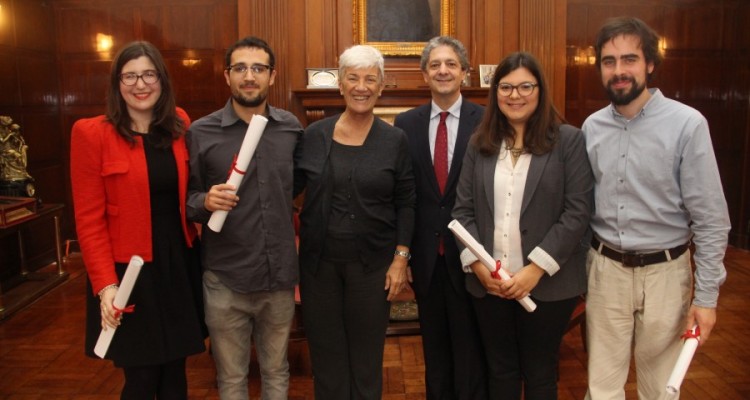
<box><xmin>606</xmin><ymin>75</ymin><xmax>647</xmax><ymax>106</ymax></box>
<box><xmin>230</xmin><ymin>85</ymin><xmax>267</xmax><ymax>108</ymax></box>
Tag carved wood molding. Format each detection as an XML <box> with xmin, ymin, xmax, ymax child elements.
<box><xmin>519</xmin><ymin>0</ymin><xmax>567</xmax><ymax>110</ymax></box>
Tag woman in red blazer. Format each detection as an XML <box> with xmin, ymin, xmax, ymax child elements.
<box><xmin>70</xmin><ymin>41</ymin><xmax>205</xmax><ymax>399</ymax></box>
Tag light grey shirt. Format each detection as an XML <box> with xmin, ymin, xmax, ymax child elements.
<box><xmin>583</xmin><ymin>88</ymin><xmax>730</xmax><ymax>307</ymax></box>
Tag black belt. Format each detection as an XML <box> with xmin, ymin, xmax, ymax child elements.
<box><xmin>591</xmin><ymin>237</ymin><xmax>689</xmax><ymax>268</ymax></box>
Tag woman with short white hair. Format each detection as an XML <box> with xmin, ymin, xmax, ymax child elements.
<box><xmin>294</xmin><ymin>45</ymin><xmax>416</xmax><ymax>400</ymax></box>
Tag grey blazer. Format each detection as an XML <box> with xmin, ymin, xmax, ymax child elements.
<box><xmin>452</xmin><ymin>124</ymin><xmax>594</xmax><ymax>301</ymax></box>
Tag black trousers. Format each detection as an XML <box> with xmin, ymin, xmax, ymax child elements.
<box><xmin>300</xmin><ymin>246</ymin><xmax>390</xmax><ymax>400</ymax></box>
<box><xmin>121</xmin><ymin>357</ymin><xmax>187</xmax><ymax>400</ymax></box>
<box><xmin>472</xmin><ymin>294</ymin><xmax>578</xmax><ymax>400</ymax></box>
<box><xmin>415</xmin><ymin>255</ymin><xmax>488</xmax><ymax>400</ymax></box>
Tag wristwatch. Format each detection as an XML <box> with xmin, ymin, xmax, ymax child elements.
<box><xmin>394</xmin><ymin>249</ymin><xmax>411</xmax><ymax>260</ymax></box>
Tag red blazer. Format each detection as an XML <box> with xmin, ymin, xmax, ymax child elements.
<box><xmin>70</xmin><ymin>108</ymin><xmax>197</xmax><ymax>295</ymax></box>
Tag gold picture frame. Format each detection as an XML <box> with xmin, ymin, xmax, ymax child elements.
<box><xmin>353</xmin><ymin>0</ymin><xmax>455</xmax><ymax>57</ymax></box>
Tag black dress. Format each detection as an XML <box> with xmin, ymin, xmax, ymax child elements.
<box><xmin>85</xmin><ymin>134</ymin><xmax>206</xmax><ymax>367</ymax></box>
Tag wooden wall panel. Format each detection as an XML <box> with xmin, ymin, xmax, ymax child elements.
<box><xmin>520</xmin><ymin>0</ymin><xmax>566</xmax><ymax>111</ymax></box>
<box><xmin>17</xmin><ymin>58</ymin><xmax>59</xmax><ymax>107</ymax></box>
<box><xmin>0</xmin><ymin>57</ymin><xmax>20</xmax><ymax>106</ymax></box>
<box><xmin>0</xmin><ymin>0</ymin><xmax>63</xmax><ymax>273</ymax></box>
<box><xmin>59</xmin><ymin>60</ymin><xmax>111</xmax><ymax>106</ymax></box>
<box><xmin>56</xmin><ymin>6</ymin><xmax>137</xmax><ymax>54</ymax></box>
<box><xmin>13</xmin><ymin>0</ymin><xmax>56</xmax><ymax>52</ymax></box>
<box><xmin>0</xmin><ymin>0</ymin><xmax>16</xmax><ymax>47</ymax></box>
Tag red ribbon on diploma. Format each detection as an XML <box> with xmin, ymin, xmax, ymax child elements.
<box><xmin>227</xmin><ymin>154</ymin><xmax>247</xmax><ymax>180</ymax></box>
<box><xmin>681</xmin><ymin>326</ymin><xmax>700</xmax><ymax>340</ymax></box>
<box><xmin>113</xmin><ymin>304</ymin><xmax>135</xmax><ymax>318</ymax></box>
<box><xmin>491</xmin><ymin>260</ymin><xmax>503</xmax><ymax>280</ymax></box>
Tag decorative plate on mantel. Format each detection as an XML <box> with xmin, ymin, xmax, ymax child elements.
<box><xmin>306</xmin><ymin>68</ymin><xmax>339</xmax><ymax>89</ymax></box>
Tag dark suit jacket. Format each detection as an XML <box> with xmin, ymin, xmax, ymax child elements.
<box><xmin>452</xmin><ymin>124</ymin><xmax>594</xmax><ymax>301</ymax></box>
<box><xmin>394</xmin><ymin>100</ymin><xmax>484</xmax><ymax>297</ymax></box>
<box><xmin>294</xmin><ymin>114</ymin><xmax>416</xmax><ymax>275</ymax></box>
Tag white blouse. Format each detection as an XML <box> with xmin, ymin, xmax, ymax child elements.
<box><xmin>491</xmin><ymin>147</ymin><xmax>531</xmax><ymax>274</ymax></box>
<box><xmin>460</xmin><ymin>145</ymin><xmax>561</xmax><ymax>276</ymax></box>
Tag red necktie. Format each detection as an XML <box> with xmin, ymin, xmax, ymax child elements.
<box><xmin>434</xmin><ymin>111</ymin><xmax>449</xmax><ymax>194</ymax></box>
<box><xmin>435</xmin><ymin>111</ymin><xmax>449</xmax><ymax>255</ymax></box>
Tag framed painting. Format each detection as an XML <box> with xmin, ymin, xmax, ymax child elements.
<box><xmin>353</xmin><ymin>0</ymin><xmax>455</xmax><ymax>56</ymax></box>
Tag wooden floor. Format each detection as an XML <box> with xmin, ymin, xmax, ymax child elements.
<box><xmin>1</xmin><ymin>247</ymin><xmax>749</xmax><ymax>399</ymax></box>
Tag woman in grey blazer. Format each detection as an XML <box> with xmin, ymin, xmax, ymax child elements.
<box><xmin>452</xmin><ymin>52</ymin><xmax>594</xmax><ymax>400</ymax></box>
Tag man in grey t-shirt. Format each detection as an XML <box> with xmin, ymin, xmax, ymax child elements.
<box><xmin>186</xmin><ymin>36</ymin><xmax>303</xmax><ymax>400</ymax></box>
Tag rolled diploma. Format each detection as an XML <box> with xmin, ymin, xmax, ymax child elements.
<box><xmin>448</xmin><ymin>219</ymin><xmax>537</xmax><ymax>312</ymax></box>
<box><xmin>207</xmin><ymin>114</ymin><xmax>269</xmax><ymax>232</ymax></box>
<box><xmin>93</xmin><ymin>255</ymin><xmax>144</xmax><ymax>358</ymax></box>
<box><xmin>666</xmin><ymin>325</ymin><xmax>700</xmax><ymax>394</ymax></box>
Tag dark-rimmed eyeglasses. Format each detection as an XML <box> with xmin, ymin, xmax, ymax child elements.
<box><xmin>119</xmin><ymin>70</ymin><xmax>160</xmax><ymax>86</ymax></box>
<box><xmin>226</xmin><ymin>63</ymin><xmax>272</xmax><ymax>76</ymax></box>
<box><xmin>497</xmin><ymin>82</ymin><xmax>538</xmax><ymax>97</ymax></box>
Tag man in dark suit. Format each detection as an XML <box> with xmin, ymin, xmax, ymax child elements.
<box><xmin>394</xmin><ymin>36</ymin><xmax>487</xmax><ymax>400</ymax></box>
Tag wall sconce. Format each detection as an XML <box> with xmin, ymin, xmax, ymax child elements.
<box><xmin>182</xmin><ymin>59</ymin><xmax>201</xmax><ymax>67</ymax></box>
<box><xmin>567</xmin><ymin>45</ymin><xmax>596</xmax><ymax>66</ymax></box>
<box><xmin>659</xmin><ymin>38</ymin><xmax>668</xmax><ymax>56</ymax></box>
<box><xmin>585</xmin><ymin>46</ymin><xmax>596</xmax><ymax>65</ymax></box>
<box><xmin>96</xmin><ymin>33</ymin><xmax>113</xmax><ymax>52</ymax></box>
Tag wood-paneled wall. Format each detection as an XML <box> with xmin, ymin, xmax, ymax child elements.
<box><xmin>1</xmin><ymin>0</ymin><xmax>747</xmax><ymax>253</ymax></box>
<box><xmin>0</xmin><ymin>1</ymin><xmax>60</xmax><ymax>205</ymax></box>
<box><xmin>565</xmin><ymin>0</ymin><xmax>750</xmax><ymax>247</ymax></box>
<box><xmin>0</xmin><ymin>0</ymin><xmax>61</xmax><ymax>275</ymax></box>
<box><xmin>236</xmin><ymin>0</ymin><xmax>567</xmax><ymax>118</ymax></box>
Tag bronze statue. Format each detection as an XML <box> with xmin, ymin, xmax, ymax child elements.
<box><xmin>0</xmin><ymin>116</ymin><xmax>35</xmax><ymax>197</ymax></box>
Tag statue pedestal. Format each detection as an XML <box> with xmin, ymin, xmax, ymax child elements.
<box><xmin>0</xmin><ymin>179</ymin><xmax>35</xmax><ymax>197</ymax></box>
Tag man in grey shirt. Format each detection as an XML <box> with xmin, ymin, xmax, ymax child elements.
<box><xmin>186</xmin><ymin>36</ymin><xmax>303</xmax><ymax>400</ymax></box>
<box><xmin>583</xmin><ymin>17</ymin><xmax>730</xmax><ymax>400</ymax></box>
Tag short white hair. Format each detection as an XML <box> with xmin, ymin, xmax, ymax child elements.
<box><xmin>338</xmin><ymin>45</ymin><xmax>385</xmax><ymax>80</ymax></box>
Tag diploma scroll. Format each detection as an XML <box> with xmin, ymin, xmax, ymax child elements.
<box><xmin>207</xmin><ymin>115</ymin><xmax>268</xmax><ymax>232</ymax></box>
<box><xmin>93</xmin><ymin>255</ymin><xmax>144</xmax><ymax>358</ymax></box>
<box><xmin>666</xmin><ymin>325</ymin><xmax>700</xmax><ymax>394</ymax></box>
<box><xmin>448</xmin><ymin>219</ymin><xmax>537</xmax><ymax>312</ymax></box>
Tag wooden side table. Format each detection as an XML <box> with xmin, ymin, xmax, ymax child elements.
<box><xmin>0</xmin><ymin>203</ymin><xmax>67</xmax><ymax>319</ymax></box>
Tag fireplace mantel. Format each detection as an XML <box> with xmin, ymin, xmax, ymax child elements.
<box><xmin>292</xmin><ymin>87</ymin><xmax>490</xmax><ymax>126</ymax></box>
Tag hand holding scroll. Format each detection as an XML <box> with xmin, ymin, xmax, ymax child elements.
<box><xmin>94</xmin><ymin>255</ymin><xmax>143</xmax><ymax>358</ymax></box>
<box><xmin>666</xmin><ymin>326</ymin><xmax>700</xmax><ymax>394</ymax></box>
<box><xmin>448</xmin><ymin>219</ymin><xmax>537</xmax><ymax>312</ymax></box>
<box><xmin>207</xmin><ymin>114</ymin><xmax>268</xmax><ymax>232</ymax></box>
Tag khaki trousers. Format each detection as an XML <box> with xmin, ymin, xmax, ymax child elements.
<box><xmin>585</xmin><ymin>248</ymin><xmax>692</xmax><ymax>400</ymax></box>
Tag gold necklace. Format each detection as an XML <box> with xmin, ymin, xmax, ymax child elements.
<box><xmin>506</xmin><ymin>146</ymin><xmax>525</xmax><ymax>160</ymax></box>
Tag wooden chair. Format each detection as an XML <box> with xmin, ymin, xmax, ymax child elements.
<box><xmin>565</xmin><ymin>295</ymin><xmax>587</xmax><ymax>351</ymax></box>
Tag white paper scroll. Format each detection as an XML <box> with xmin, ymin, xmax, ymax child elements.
<box><xmin>207</xmin><ymin>114</ymin><xmax>268</xmax><ymax>232</ymax></box>
<box><xmin>448</xmin><ymin>219</ymin><xmax>537</xmax><ymax>312</ymax></box>
<box><xmin>93</xmin><ymin>255</ymin><xmax>144</xmax><ymax>358</ymax></box>
<box><xmin>666</xmin><ymin>325</ymin><xmax>700</xmax><ymax>394</ymax></box>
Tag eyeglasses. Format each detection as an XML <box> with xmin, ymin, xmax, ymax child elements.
<box><xmin>226</xmin><ymin>63</ymin><xmax>272</xmax><ymax>76</ymax></box>
<box><xmin>497</xmin><ymin>82</ymin><xmax>538</xmax><ymax>97</ymax></box>
<box><xmin>119</xmin><ymin>70</ymin><xmax>160</xmax><ymax>86</ymax></box>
